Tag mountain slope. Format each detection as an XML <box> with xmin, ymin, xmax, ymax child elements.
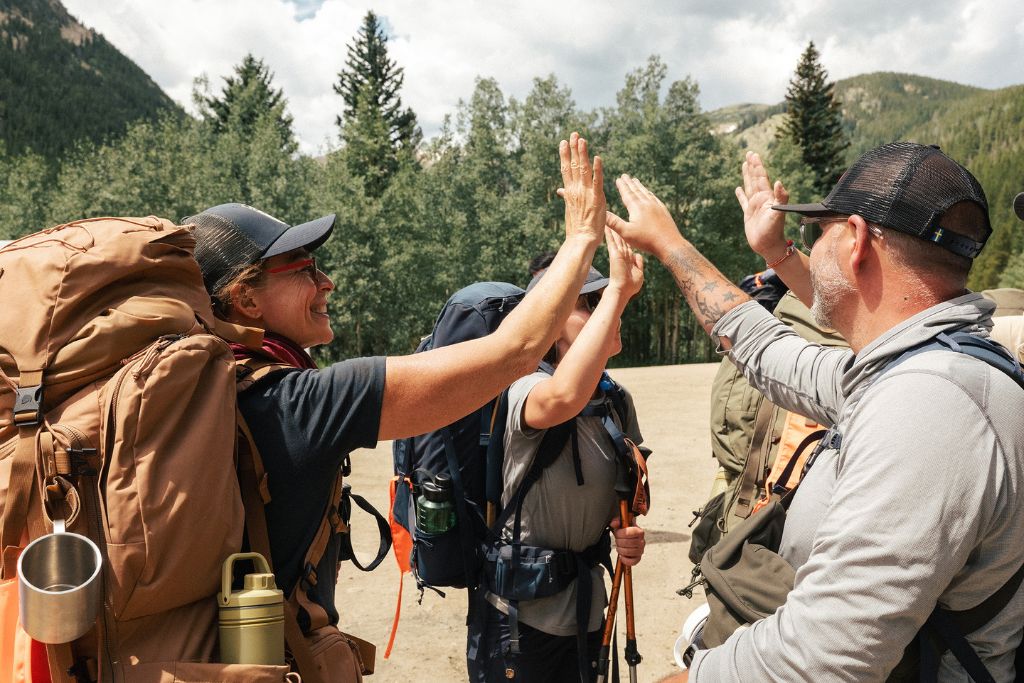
<box><xmin>0</xmin><ymin>0</ymin><xmax>181</xmax><ymax>159</ymax></box>
<box><xmin>709</xmin><ymin>72</ymin><xmax>1024</xmax><ymax>289</ymax></box>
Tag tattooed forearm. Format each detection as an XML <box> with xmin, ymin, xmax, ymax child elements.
<box><xmin>663</xmin><ymin>241</ymin><xmax>751</xmax><ymax>335</ymax></box>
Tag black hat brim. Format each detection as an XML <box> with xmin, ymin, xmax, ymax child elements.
<box><xmin>770</xmin><ymin>202</ymin><xmax>832</xmax><ymax>216</ymax></box>
<box><xmin>264</xmin><ymin>213</ymin><xmax>336</xmax><ymax>258</ymax></box>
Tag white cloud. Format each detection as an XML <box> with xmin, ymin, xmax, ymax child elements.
<box><xmin>60</xmin><ymin>0</ymin><xmax>1024</xmax><ymax>155</ymax></box>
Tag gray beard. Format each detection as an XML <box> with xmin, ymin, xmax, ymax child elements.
<box><xmin>809</xmin><ymin>242</ymin><xmax>856</xmax><ymax>329</ymax></box>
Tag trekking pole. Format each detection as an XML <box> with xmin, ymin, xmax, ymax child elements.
<box><xmin>621</xmin><ymin>503</ymin><xmax>641</xmax><ymax>683</ymax></box>
<box><xmin>594</xmin><ymin>502</ymin><xmax>627</xmax><ymax>683</ymax></box>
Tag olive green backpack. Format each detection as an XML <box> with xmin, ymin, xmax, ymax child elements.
<box><xmin>688</xmin><ymin>292</ymin><xmax>848</xmax><ymax>565</ymax></box>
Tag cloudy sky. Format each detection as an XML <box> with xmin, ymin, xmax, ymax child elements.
<box><xmin>61</xmin><ymin>0</ymin><xmax>1024</xmax><ymax>155</ymax></box>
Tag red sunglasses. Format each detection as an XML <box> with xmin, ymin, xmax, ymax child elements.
<box><xmin>265</xmin><ymin>257</ymin><xmax>318</xmax><ymax>281</ymax></box>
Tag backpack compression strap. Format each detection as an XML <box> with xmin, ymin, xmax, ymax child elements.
<box><xmin>0</xmin><ymin>369</ymin><xmax>43</xmax><ymax>580</ymax></box>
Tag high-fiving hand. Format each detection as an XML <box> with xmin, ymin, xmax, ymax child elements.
<box><xmin>605</xmin><ymin>175</ymin><xmax>683</xmax><ymax>258</ymax></box>
<box><xmin>606</xmin><ymin>227</ymin><xmax>644</xmax><ymax>300</ymax></box>
<box><xmin>557</xmin><ymin>132</ymin><xmax>606</xmax><ymax>243</ymax></box>
<box><xmin>734</xmin><ymin>151</ymin><xmax>791</xmax><ymax>262</ymax></box>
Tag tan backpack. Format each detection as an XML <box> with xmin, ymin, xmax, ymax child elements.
<box><xmin>0</xmin><ymin>217</ymin><xmax>289</xmax><ymax>682</ymax></box>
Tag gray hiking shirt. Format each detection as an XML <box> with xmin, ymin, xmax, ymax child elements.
<box><xmin>690</xmin><ymin>293</ymin><xmax>1024</xmax><ymax>682</ymax></box>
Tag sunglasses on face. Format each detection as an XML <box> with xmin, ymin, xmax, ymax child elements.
<box><xmin>265</xmin><ymin>256</ymin><xmax>319</xmax><ymax>283</ymax></box>
<box><xmin>799</xmin><ymin>216</ymin><xmax>884</xmax><ymax>252</ymax></box>
<box><xmin>799</xmin><ymin>216</ymin><xmax>849</xmax><ymax>251</ymax></box>
<box><xmin>578</xmin><ymin>291</ymin><xmax>602</xmax><ymax>313</ymax></box>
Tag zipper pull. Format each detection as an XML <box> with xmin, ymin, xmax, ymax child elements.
<box><xmin>677</xmin><ymin>565</ymin><xmax>705</xmax><ymax>599</ymax></box>
<box><xmin>133</xmin><ymin>335</ymin><xmax>181</xmax><ymax>379</ymax></box>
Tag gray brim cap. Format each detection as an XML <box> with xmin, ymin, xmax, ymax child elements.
<box><xmin>526</xmin><ymin>266</ymin><xmax>609</xmax><ymax>295</ymax></box>
<box><xmin>187</xmin><ymin>203</ymin><xmax>336</xmax><ymax>295</ymax></box>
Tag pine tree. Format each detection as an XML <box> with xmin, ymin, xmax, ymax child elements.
<box><xmin>198</xmin><ymin>54</ymin><xmax>295</xmax><ymax>147</ymax></box>
<box><xmin>778</xmin><ymin>42</ymin><xmax>849</xmax><ymax>194</ymax></box>
<box><xmin>334</xmin><ymin>11</ymin><xmax>421</xmax><ymax>195</ymax></box>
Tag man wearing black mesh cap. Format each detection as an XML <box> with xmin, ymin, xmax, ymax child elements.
<box><xmin>607</xmin><ymin>143</ymin><xmax>1024</xmax><ymax>682</ymax></box>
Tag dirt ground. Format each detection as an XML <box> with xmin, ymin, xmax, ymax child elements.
<box><xmin>341</xmin><ymin>363</ymin><xmax>720</xmax><ymax>682</ymax></box>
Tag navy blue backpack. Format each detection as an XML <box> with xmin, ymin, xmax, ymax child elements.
<box><xmin>391</xmin><ymin>281</ymin><xmax>527</xmax><ymax>592</ymax></box>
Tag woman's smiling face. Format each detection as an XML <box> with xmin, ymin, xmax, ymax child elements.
<box><xmin>251</xmin><ymin>249</ymin><xmax>335</xmax><ymax>347</ymax></box>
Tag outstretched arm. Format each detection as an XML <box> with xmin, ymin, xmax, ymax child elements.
<box><xmin>606</xmin><ymin>175</ymin><xmax>749</xmax><ymax>338</ymax></box>
<box><xmin>735</xmin><ymin>151</ymin><xmax>813</xmax><ymax>307</ymax></box>
<box><xmin>379</xmin><ymin>133</ymin><xmax>604</xmax><ymax>441</ymax></box>
<box><xmin>523</xmin><ymin>228</ymin><xmax>643</xmax><ymax>430</ymax></box>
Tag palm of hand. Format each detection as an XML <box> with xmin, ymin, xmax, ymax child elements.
<box><xmin>744</xmin><ymin>190</ymin><xmax>787</xmax><ymax>254</ymax></box>
<box><xmin>608</xmin><ymin>235</ymin><xmax>644</xmax><ymax>297</ymax></box>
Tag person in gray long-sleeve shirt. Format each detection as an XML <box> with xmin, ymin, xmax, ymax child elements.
<box><xmin>604</xmin><ymin>143</ymin><xmax>1024</xmax><ymax>682</ymax></box>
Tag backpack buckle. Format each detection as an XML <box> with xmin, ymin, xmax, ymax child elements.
<box><xmin>13</xmin><ymin>385</ymin><xmax>43</xmax><ymax>426</ymax></box>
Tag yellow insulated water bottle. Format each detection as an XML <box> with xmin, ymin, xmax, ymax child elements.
<box><xmin>218</xmin><ymin>552</ymin><xmax>285</xmax><ymax>665</ymax></box>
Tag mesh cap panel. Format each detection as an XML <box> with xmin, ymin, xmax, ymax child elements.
<box><xmin>783</xmin><ymin>142</ymin><xmax>991</xmax><ymax>258</ymax></box>
<box><xmin>188</xmin><ymin>213</ymin><xmax>264</xmax><ymax>296</ymax></box>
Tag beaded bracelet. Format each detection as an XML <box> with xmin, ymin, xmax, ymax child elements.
<box><xmin>765</xmin><ymin>240</ymin><xmax>796</xmax><ymax>269</ymax></box>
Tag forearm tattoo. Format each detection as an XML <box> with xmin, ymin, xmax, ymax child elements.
<box><xmin>664</xmin><ymin>242</ymin><xmax>750</xmax><ymax>334</ymax></box>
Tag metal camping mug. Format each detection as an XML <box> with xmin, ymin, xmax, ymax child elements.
<box><xmin>17</xmin><ymin>517</ymin><xmax>103</xmax><ymax>643</ymax></box>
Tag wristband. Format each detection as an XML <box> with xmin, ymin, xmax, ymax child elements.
<box><xmin>765</xmin><ymin>240</ymin><xmax>796</xmax><ymax>269</ymax></box>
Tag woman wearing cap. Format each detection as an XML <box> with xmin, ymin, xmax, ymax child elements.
<box><xmin>468</xmin><ymin>228</ymin><xmax>647</xmax><ymax>683</ymax></box>
<box><xmin>188</xmin><ymin>135</ymin><xmax>608</xmax><ymax>672</ymax></box>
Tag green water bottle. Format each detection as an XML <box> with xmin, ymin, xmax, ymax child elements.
<box><xmin>416</xmin><ymin>473</ymin><xmax>456</xmax><ymax>534</ymax></box>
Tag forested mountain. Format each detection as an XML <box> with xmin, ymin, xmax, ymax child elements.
<box><xmin>709</xmin><ymin>72</ymin><xmax>1023</xmax><ymax>289</ymax></box>
<box><xmin>0</xmin><ymin>0</ymin><xmax>180</xmax><ymax>159</ymax></box>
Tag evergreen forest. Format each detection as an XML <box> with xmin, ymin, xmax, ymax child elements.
<box><xmin>3</xmin><ymin>4</ymin><xmax>1023</xmax><ymax>368</ymax></box>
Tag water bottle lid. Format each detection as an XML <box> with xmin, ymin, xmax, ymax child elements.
<box><xmin>434</xmin><ymin>472</ymin><xmax>453</xmax><ymax>492</ymax></box>
<box><xmin>421</xmin><ymin>481</ymin><xmax>448</xmax><ymax>503</ymax></box>
<box><xmin>219</xmin><ymin>573</ymin><xmax>283</xmax><ymax>608</ymax></box>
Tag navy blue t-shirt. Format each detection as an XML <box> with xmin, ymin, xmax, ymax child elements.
<box><xmin>237</xmin><ymin>356</ymin><xmax>386</xmax><ymax>628</ymax></box>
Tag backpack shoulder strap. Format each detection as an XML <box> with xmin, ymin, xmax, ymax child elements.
<box><xmin>235</xmin><ymin>357</ymin><xmax>295</xmax><ymax>393</ymax></box>
<box><xmin>729</xmin><ymin>397</ymin><xmax>779</xmax><ymax>522</ymax></box>
<box><xmin>236</xmin><ymin>410</ymin><xmax>326</xmax><ymax>683</ymax></box>
<box><xmin>884</xmin><ymin>330</ymin><xmax>1024</xmax><ymax>389</ymax></box>
<box><xmin>291</xmin><ymin>472</ymin><xmax>346</xmax><ymax>632</ymax></box>
<box><xmin>489</xmin><ymin>420</ymin><xmax>573</xmax><ymax>536</ymax></box>
<box><xmin>0</xmin><ymin>369</ymin><xmax>43</xmax><ymax>580</ymax></box>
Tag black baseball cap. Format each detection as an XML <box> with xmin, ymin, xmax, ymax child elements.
<box><xmin>185</xmin><ymin>203</ymin><xmax>335</xmax><ymax>295</ymax></box>
<box><xmin>773</xmin><ymin>142</ymin><xmax>991</xmax><ymax>259</ymax></box>
<box><xmin>526</xmin><ymin>266</ymin><xmax>609</xmax><ymax>296</ymax></box>
<box><xmin>1014</xmin><ymin>192</ymin><xmax>1024</xmax><ymax>222</ymax></box>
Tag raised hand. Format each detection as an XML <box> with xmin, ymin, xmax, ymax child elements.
<box><xmin>607</xmin><ymin>172</ymin><xmax>750</xmax><ymax>335</ymax></box>
<box><xmin>557</xmin><ymin>132</ymin><xmax>606</xmax><ymax>243</ymax></box>
<box><xmin>605</xmin><ymin>175</ymin><xmax>683</xmax><ymax>259</ymax></box>
<box><xmin>735</xmin><ymin>151</ymin><xmax>790</xmax><ymax>262</ymax></box>
<box><xmin>606</xmin><ymin>227</ymin><xmax>644</xmax><ymax>300</ymax></box>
